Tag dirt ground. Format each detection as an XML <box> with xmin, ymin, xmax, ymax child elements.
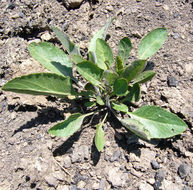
<box><xmin>0</xmin><ymin>0</ymin><xmax>193</xmax><ymax>189</ymax></box>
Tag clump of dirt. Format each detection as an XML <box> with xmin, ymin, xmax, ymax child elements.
<box><xmin>0</xmin><ymin>0</ymin><xmax>192</xmax><ymax>189</ymax></box>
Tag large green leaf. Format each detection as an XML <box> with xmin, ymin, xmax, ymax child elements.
<box><xmin>118</xmin><ymin>37</ymin><xmax>132</xmax><ymax>65</ymax></box>
<box><xmin>128</xmin><ymin>105</ymin><xmax>187</xmax><ymax>139</ymax></box>
<box><xmin>2</xmin><ymin>73</ymin><xmax>77</xmax><ymax>97</ymax></box>
<box><xmin>49</xmin><ymin>112</ymin><xmax>92</xmax><ymax>137</ymax></box>
<box><xmin>138</xmin><ymin>28</ymin><xmax>167</xmax><ymax>59</ymax></box>
<box><xmin>111</xmin><ymin>102</ymin><xmax>128</xmax><ymax>113</ymax></box>
<box><xmin>95</xmin><ymin>113</ymin><xmax>108</xmax><ymax>151</ymax></box>
<box><xmin>103</xmin><ymin>70</ymin><xmax>118</xmax><ymax>86</ymax></box>
<box><xmin>118</xmin><ymin>117</ymin><xmax>151</xmax><ymax>140</ymax></box>
<box><xmin>50</xmin><ymin>26</ymin><xmax>80</xmax><ymax>55</ymax></box>
<box><xmin>133</xmin><ymin>71</ymin><xmax>156</xmax><ymax>84</ymax></box>
<box><xmin>28</xmin><ymin>42</ymin><xmax>73</xmax><ymax>79</ymax></box>
<box><xmin>122</xmin><ymin>60</ymin><xmax>146</xmax><ymax>82</ymax></box>
<box><xmin>76</xmin><ymin>61</ymin><xmax>103</xmax><ymax>87</ymax></box>
<box><xmin>88</xmin><ymin>18</ymin><xmax>113</xmax><ymax>63</ymax></box>
<box><xmin>113</xmin><ymin>78</ymin><xmax>128</xmax><ymax>96</ymax></box>
<box><xmin>95</xmin><ymin>39</ymin><xmax>114</xmax><ymax>70</ymax></box>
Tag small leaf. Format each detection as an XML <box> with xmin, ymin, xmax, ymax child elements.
<box><xmin>113</xmin><ymin>78</ymin><xmax>128</xmax><ymax>96</ymax></box>
<box><xmin>118</xmin><ymin>37</ymin><xmax>132</xmax><ymax>65</ymax></box>
<box><xmin>84</xmin><ymin>101</ymin><xmax>96</xmax><ymax>108</ymax></box>
<box><xmin>88</xmin><ymin>17</ymin><xmax>113</xmax><ymax>62</ymax></box>
<box><xmin>95</xmin><ymin>113</ymin><xmax>108</xmax><ymax>151</ymax></box>
<box><xmin>133</xmin><ymin>71</ymin><xmax>156</xmax><ymax>84</ymax></box>
<box><xmin>95</xmin><ymin>38</ymin><xmax>114</xmax><ymax>70</ymax></box>
<box><xmin>138</xmin><ymin>28</ymin><xmax>167</xmax><ymax>59</ymax></box>
<box><xmin>71</xmin><ymin>54</ymin><xmax>85</xmax><ymax>64</ymax></box>
<box><xmin>103</xmin><ymin>70</ymin><xmax>118</xmax><ymax>86</ymax></box>
<box><xmin>50</xmin><ymin>26</ymin><xmax>80</xmax><ymax>55</ymax></box>
<box><xmin>28</xmin><ymin>42</ymin><xmax>73</xmax><ymax>79</ymax></box>
<box><xmin>118</xmin><ymin>117</ymin><xmax>151</xmax><ymax>140</ymax></box>
<box><xmin>124</xmin><ymin>83</ymin><xmax>141</xmax><ymax>102</ymax></box>
<box><xmin>49</xmin><ymin>112</ymin><xmax>92</xmax><ymax>137</ymax></box>
<box><xmin>96</xmin><ymin>96</ymin><xmax>105</xmax><ymax>105</ymax></box>
<box><xmin>2</xmin><ymin>73</ymin><xmax>77</xmax><ymax>97</ymax></box>
<box><xmin>115</xmin><ymin>56</ymin><xmax>123</xmax><ymax>75</ymax></box>
<box><xmin>76</xmin><ymin>61</ymin><xmax>103</xmax><ymax>87</ymax></box>
<box><xmin>122</xmin><ymin>60</ymin><xmax>146</xmax><ymax>82</ymax></box>
<box><xmin>128</xmin><ymin>105</ymin><xmax>188</xmax><ymax>139</ymax></box>
<box><xmin>81</xmin><ymin>90</ymin><xmax>95</xmax><ymax>98</ymax></box>
<box><xmin>111</xmin><ymin>102</ymin><xmax>128</xmax><ymax>113</ymax></box>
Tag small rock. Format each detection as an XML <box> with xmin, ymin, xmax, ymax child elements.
<box><xmin>161</xmin><ymin>180</ymin><xmax>181</xmax><ymax>190</ymax></box>
<box><xmin>41</xmin><ymin>32</ymin><xmax>52</xmax><ymax>41</ymax></box>
<box><xmin>163</xmin><ymin>4</ymin><xmax>169</xmax><ymax>11</ymax></box>
<box><xmin>147</xmin><ymin>178</ymin><xmax>155</xmax><ymax>185</ymax></box>
<box><xmin>138</xmin><ymin>181</ymin><xmax>154</xmax><ymax>190</ymax></box>
<box><xmin>63</xmin><ymin>0</ymin><xmax>84</xmax><ymax>9</ymax></box>
<box><xmin>64</xmin><ymin>155</ymin><xmax>71</xmax><ymax>168</ymax></box>
<box><xmin>110</xmin><ymin>150</ymin><xmax>121</xmax><ymax>162</ymax></box>
<box><xmin>45</xmin><ymin>174</ymin><xmax>58</xmax><ymax>187</ymax></box>
<box><xmin>7</xmin><ymin>2</ymin><xmax>15</xmax><ymax>9</ymax></box>
<box><xmin>77</xmin><ymin>180</ymin><xmax>86</xmax><ymax>188</ymax></box>
<box><xmin>178</xmin><ymin>164</ymin><xmax>191</xmax><ymax>179</ymax></box>
<box><xmin>99</xmin><ymin>178</ymin><xmax>106</xmax><ymax>190</ymax></box>
<box><xmin>107</xmin><ymin>167</ymin><xmax>128</xmax><ymax>187</ymax></box>
<box><xmin>155</xmin><ymin>169</ymin><xmax>165</xmax><ymax>182</ymax></box>
<box><xmin>153</xmin><ymin>181</ymin><xmax>162</xmax><ymax>190</ymax></box>
<box><xmin>151</xmin><ymin>160</ymin><xmax>160</xmax><ymax>170</ymax></box>
<box><xmin>167</xmin><ymin>76</ymin><xmax>178</xmax><ymax>87</ymax></box>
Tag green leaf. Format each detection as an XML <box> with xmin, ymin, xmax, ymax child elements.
<box><xmin>122</xmin><ymin>60</ymin><xmax>146</xmax><ymax>82</ymax></box>
<box><xmin>115</xmin><ymin>56</ymin><xmax>123</xmax><ymax>75</ymax></box>
<box><xmin>28</xmin><ymin>42</ymin><xmax>73</xmax><ymax>79</ymax></box>
<box><xmin>96</xmin><ymin>96</ymin><xmax>105</xmax><ymax>105</ymax></box>
<box><xmin>84</xmin><ymin>101</ymin><xmax>96</xmax><ymax>108</ymax></box>
<box><xmin>88</xmin><ymin>52</ymin><xmax>95</xmax><ymax>63</ymax></box>
<box><xmin>118</xmin><ymin>37</ymin><xmax>132</xmax><ymax>65</ymax></box>
<box><xmin>76</xmin><ymin>61</ymin><xmax>103</xmax><ymax>87</ymax></box>
<box><xmin>103</xmin><ymin>70</ymin><xmax>118</xmax><ymax>86</ymax></box>
<box><xmin>113</xmin><ymin>78</ymin><xmax>128</xmax><ymax>96</ymax></box>
<box><xmin>2</xmin><ymin>73</ymin><xmax>77</xmax><ymax>97</ymax></box>
<box><xmin>95</xmin><ymin>113</ymin><xmax>108</xmax><ymax>151</ymax></box>
<box><xmin>71</xmin><ymin>54</ymin><xmax>85</xmax><ymax>64</ymax></box>
<box><xmin>50</xmin><ymin>26</ymin><xmax>80</xmax><ymax>55</ymax></box>
<box><xmin>49</xmin><ymin>112</ymin><xmax>92</xmax><ymax>137</ymax></box>
<box><xmin>128</xmin><ymin>105</ymin><xmax>188</xmax><ymax>139</ymax></box>
<box><xmin>124</xmin><ymin>83</ymin><xmax>141</xmax><ymax>102</ymax></box>
<box><xmin>111</xmin><ymin>102</ymin><xmax>128</xmax><ymax>113</ymax></box>
<box><xmin>95</xmin><ymin>39</ymin><xmax>114</xmax><ymax>70</ymax></box>
<box><xmin>138</xmin><ymin>28</ymin><xmax>167</xmax><ymax>59</ymax></box>
<box><xmin>81</xmin><ymin>90</ymin><xmax>95</xmax><ymax>98</ymax></box>
<box><xmin>118</xmin><ymin>117</ymin><xmax>151</xmax><ymax>140</ymax></box>
<box><xmin>133</xmin><ymin>71</ymin><xmax>156</xmax><ymax>84</ymax></box>
<box><xmin>88</xmin><ymin>18</ymin><xmax>113</xmax><ymax>63</ymax></box>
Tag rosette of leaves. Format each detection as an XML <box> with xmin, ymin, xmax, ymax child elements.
<box><xmin>2</xmin><ymin>18</ymin><xmax>187</xmax><ymax>151</ymax></box>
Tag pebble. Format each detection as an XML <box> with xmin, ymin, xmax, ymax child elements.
<box><xmin>63</xmin><ymin>155</ymin><xmax>71</xmax><ymax>168</ymax></box>
<box><xmin>45</xmin><ymin>174</ymin><xmax>57</xmax><ymax>188</ymax></box>
<box><xmin>99</xmin><ymin>178</ymin><xmax>106</xmax><ymax>189</ymax></box>
<box><xmin>155</xmin><ymin>169</ymin><xmax>165</xmax><ymax>182</ymax></box>
<box><xmin>110</xmin><ymin>150</ymin><xmax>121</xmax><ymax>162</ymax></box>
<box><xmin>77</xmin><ymin>180</ymin><xmax>86</xmax><ymax>188</ymax></box>
<box><xmin>178</xmin><ymin>164</ymin><xmax>191</xmax><ymax>179</ymax></box>
<box><xmin>7</xmin><ymin>2</ymin><xmax>15</xmax><ymax>10</ymax></box>
<box><xmin>138</xmin><ymin>181</ymin><xmax>154</xmax><ymax>190</ymax></box>
<box><xmin>151</xmin><ymin>160</ymin><xmax>160</xmax><ymax>170</ymax></box>
<box><xmin>167</xmin><ymin>76</ymin><xmax>178</xmax><ymax>87</ymax></box>
<box><xmin>153</xmin><ymin>181</ymin><xmax>162</xmax><ymax>190</ymax></box>
<box><xmin>63</xmin><ymin>0</ymin><xmax>84</xmax><ymax>9</ymax></box>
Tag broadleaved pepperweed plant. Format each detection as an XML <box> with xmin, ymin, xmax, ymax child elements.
<box><xmin>2</xmin><ymin>18</ymin><xmax>187</xmax><ymax>151</ymax></box>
